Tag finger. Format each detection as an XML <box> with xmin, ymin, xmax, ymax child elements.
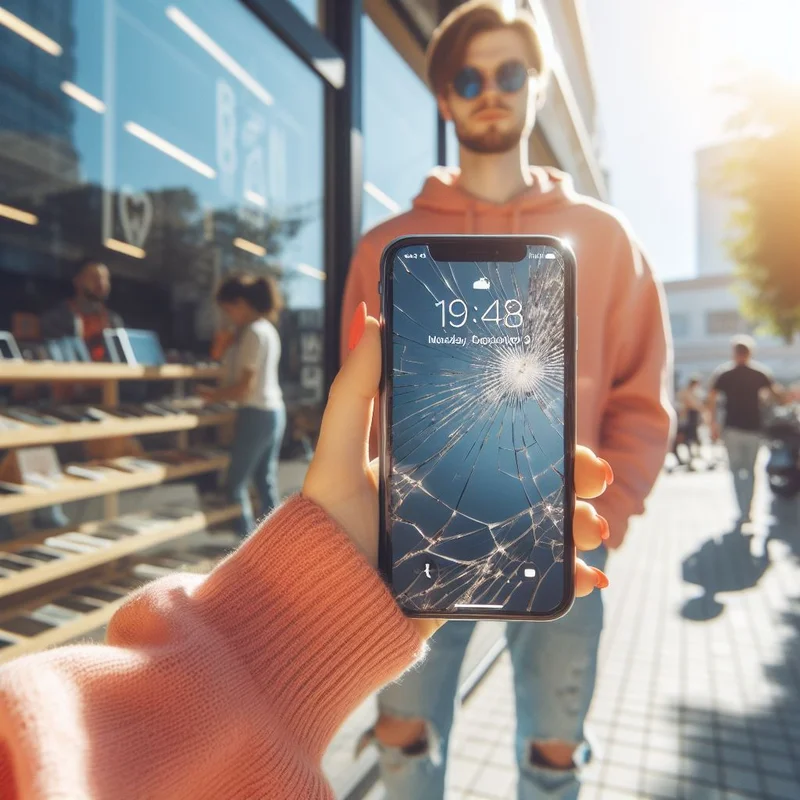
<box><xmin>575</xmin><ymin>557</ymin><xmax>609</xmax><ymax>597</ymax></box>
<box><xmin>574</xmin><ymin>445</ymin><xmax>613</xmax><ymax>499</ymax></box>
<box><xmin>315</xmin><ymin>314</ymin><xmax>381</xmax><ymax>469</ymax></box>
<box><xmin>368</xmin><ymin>458</ymin><xmax>380</xmax><ymax>491</ymax></box>
<box><xmin>411</xmin><ymin>618</ymin><xmax>446</xmax><ymax>641</ymax></box>
<box><xmin>573</xmin><ymin>500</ymin><xmax>609</xmax><ymax>550</ymax></box>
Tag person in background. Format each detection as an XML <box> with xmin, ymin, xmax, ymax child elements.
<box><xmin>3</xmin><ymin>259</ymin><xmax>119</xmax><ymax>535</ymax></box>
<box><xmin>199</xmin><ymin>274</ymin><xmax>285</xmax><ymax>538</ymax></box>
<box><xmin>673</xmin><ymin>376</ymin><xmax>704</xmax><ymax>469</ymax></box>
<box><xmin>708</xmin><ymin>335</ymin><xmax>785</xmax><ymax>526</ymax></box>
<box><xmin>340</xmin><ymin>3</ymin><xmax>673</xmax><ymax>797</ymax></box>
<box><xmin>40</xmin><ymin>259</ymin><xmax>123</xmax><ymax>361</ymax></box>
<box><xmin>0</xmin><ymin>310</ymin><xmax>613</xmax><ymax>799</ymax></box>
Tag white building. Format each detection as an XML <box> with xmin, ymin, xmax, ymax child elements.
<box><xmin>664</xmin><ymin>144</ymin><xmax>800</xmax><ymax>388</ymax></box>
<box><xmin>696</xmin><ymin>142</ymin><xmax>740</xmax><ymax>277</ymax></box>
<box><xmin>665</xmin><ymin>274</ymin><xmax>800</xmax><ymax>387</ymax></box>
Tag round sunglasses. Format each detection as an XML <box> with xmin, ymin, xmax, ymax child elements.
<box><xmin>452</xmin><ymin>59</ymin><xmax>536</xmax><ymax>100</ymax></box>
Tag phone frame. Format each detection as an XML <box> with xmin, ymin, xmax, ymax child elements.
<box><xmin>378</xmin><ymin>234</ymin><xmax>577</xmax><ymax>622</ymax></box>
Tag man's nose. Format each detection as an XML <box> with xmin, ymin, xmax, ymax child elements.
<box><xmin>482</xmin><ymin>76</ymin><xmax>502</xmax><ymax>95</ymax></box>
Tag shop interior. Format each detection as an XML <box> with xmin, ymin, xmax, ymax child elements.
<box><xmin>0</xmin><ymin>0</ymin><xmax>327</xmax><ymax>664</ymax></box>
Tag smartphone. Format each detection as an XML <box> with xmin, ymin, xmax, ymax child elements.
<box><xmin>15</xmin><ymin>547</ymin><xmax>66</xmax><ymax>562</ymax></box>
<box><xmin>378</xmin><ymin>235</ymin><xmax>576</xmax><ymax>621</ymax></box>
<box><xmin>44</xmin><ymin>536</ymin><xmax>98</xmax><ymax>555</ymax></box>
<box><xmin>51</xmin><ymin>594</ymin><xmax>105</xmax><ymax>613</ymax></box>
<box><xmin>72</xmin><ymin>585</ymin><xmax>127</xmax><ymax>603</ymax></box>
<box><xmin>0</xmin><ymin>615</ymin><xmax>56</xmax><ymax>637</ymax></box>
<box><xmin>0</xmin><ymin>557</ymin><xmax>35</xmax><ymax>572</ymax></box>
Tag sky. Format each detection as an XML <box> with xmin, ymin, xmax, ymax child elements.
<box><xmin>582</xmin><ymin>0</ymin><xmax>800</xmax><ymax>282</ymax></box>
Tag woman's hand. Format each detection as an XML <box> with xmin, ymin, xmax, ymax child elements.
<box><xmin>303</xmin><ymin>304</ymin><xmax>612</xmax><ymax>640</ymax></box>
<box><xmin>210</xmin><ymin>328</ymin><xmax>236</xmax><ymax>361</ymax></box>
<box><xmin>196</xmin><ymin>385</ymin><xmax>218</xmax><ymax>403</ymax></box>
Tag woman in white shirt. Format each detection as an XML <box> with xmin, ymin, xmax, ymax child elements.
<box><xmin>200</xmin><ymin>274</ymin><xmax>286</xmax><ymax>537</ymax></box>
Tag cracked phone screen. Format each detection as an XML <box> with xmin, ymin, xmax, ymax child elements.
<box><xmin>387</xmin><ymin>243</ymin><xmax>570</xmax><ymax>616</ymax></box>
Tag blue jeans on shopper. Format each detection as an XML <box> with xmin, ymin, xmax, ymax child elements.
<box><xmin>226</xmin><ymin>406</ymin><xmax>285</xmax><ymax>538</ymax></box>
<box><xmin>377</xmin><ymin>546</ymin><xmax>608</xmax><ymax>800</ymax></box>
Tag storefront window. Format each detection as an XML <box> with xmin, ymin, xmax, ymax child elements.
<box><xmin>361</xmin><ymin>15</ymin><xmax>436</xmax><ymax>231</ymax></box>
<box><xmin>0</xmin><ymin>0</ymin><xmax>325</xmax><ymax>439</ymax></box>
<box><xmin>446</xmin><ymin>121</ymin><xmax>460</xmax><ymax>167</ymax></box>
<box><xmin>287</xmin><ymin>0</ymin><xmax>317</xmax><ymax>25</ymax></box>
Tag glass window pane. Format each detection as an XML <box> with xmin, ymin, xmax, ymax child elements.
<box><xmin>446</xmin><ymin>121</ymin><xmax>459</xmax><ymax>167</ymax></box>
<box><xmin>361</xmin><ymin>15</ymin><xmax>436</xmax><ymax>231</ymax></box>
<box><xmin>287</xmin><ymin>0</ymin><xmax>318</xmax><ymax>25</ymax></box>
<box><xmin>0</xmin><ymin>0</ymin><xmax>326</xmax><ymax>435</ymax></box>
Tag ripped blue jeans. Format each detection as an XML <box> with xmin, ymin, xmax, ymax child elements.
<box><xmin>377</xmin><ymin>546</ymin><xmax>607</xmax><ymax>800</ymax></box>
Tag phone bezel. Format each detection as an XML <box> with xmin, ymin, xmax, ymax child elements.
<box><xmin>378</xmin><ymin>234</ymin><xmax>577</xmax><ymax>622</ymax></box>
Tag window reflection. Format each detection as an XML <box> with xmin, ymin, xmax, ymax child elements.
<box><xmin>446</xmin><ymin>121</ymin><xmax>459</xmax><ymax>167</ymax></box>
<box><xmin>361</xmin><ymin>15</ymin><xmax>436</xmax><ymax>231</ymax></box>
<box><xmin>287</xmin><ymin>0</ymin><xmax>317</xmax><ymax>26</ymax></box>
<box><xmin>0</xmin><ymin>0</ymin><xmax>325</xmax><ymax>443</ymax></box>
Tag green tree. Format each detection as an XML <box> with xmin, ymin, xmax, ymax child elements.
<box><xmin>721</xmin><ymin>74</ymin><xmax>800</xmax><ymax>342</ymax></box>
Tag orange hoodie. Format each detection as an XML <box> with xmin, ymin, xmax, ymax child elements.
<box><xmin>341</xmin><ymin>166</ymin><xmax>674</xmax><ymax>548</ymax></box>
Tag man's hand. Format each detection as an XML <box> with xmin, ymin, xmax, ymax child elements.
<box><xmin>710</xmin><ymin>420</ymin><xmax>721</xmax><ymax>443</ymax></box>
<box><xmin>196</xmin><ymin>385</ymin><xmax>217</xmax><ymax>403</ymax></box>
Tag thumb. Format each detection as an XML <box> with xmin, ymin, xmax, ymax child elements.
<box><xmin>314</xmin><ymin>311</ymin><xmax>381</xmax><ymax>471</ymax></box>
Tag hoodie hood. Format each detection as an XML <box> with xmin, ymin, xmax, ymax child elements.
<box><xmin>412</xmin><ymin>166</ymin><xmax>576</xmax><ymax>233</ymax></box>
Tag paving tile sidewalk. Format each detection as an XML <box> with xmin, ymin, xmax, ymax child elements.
<box><xmin>438</xmin><ymin>466</ymin><xmax>800</xmax><ymax>799</ymax></box>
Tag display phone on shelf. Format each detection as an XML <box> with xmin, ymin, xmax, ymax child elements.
<box><xmin>104</xmin><ymin>329</ymin><xmax>165</xmax><ymax>366</ymax></box>
<box><xmin>378</xmin><ymin>235</ymin><xmax>577</xmax><ymax>622</ymax></box>
<box><xmin>0</xmin><ymin>332</ymin><xmax>22</xmax><ymax>360</ymax></box>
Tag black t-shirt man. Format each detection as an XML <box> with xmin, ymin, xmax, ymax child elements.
<box><xmin>711</xmin><ymin>362</ymin><xmax>774</xmax><ymax>432</ymax></box>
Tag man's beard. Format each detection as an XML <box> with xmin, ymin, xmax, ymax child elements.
<box><xmin>76</xmin><ymin>290</ymin><xmax>105</xmax><ymax>309</ymax></box>
<box><xmin>454</xmin><ymin>113</ymin><xmax>523</xmax><ymax>155</ymax></box>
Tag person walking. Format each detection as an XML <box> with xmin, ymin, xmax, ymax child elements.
<box><xmin>674</xmin><ymin>376</ymin><xmax>704</xmax><ymax>469</ymax></box>
<box><xmin>708</xmin><ymin>335</ymin><xmax>783</xmax><ymax>526</ymax></box>
<box><xmin>200</xmin><ymin>274</ymin><xmax>286</xmax><ymax>538</ymax></box>
<box><xmin>340</xmin><ymin>3</ymin><xmax>673</xmax><ymax>798</ymax></box>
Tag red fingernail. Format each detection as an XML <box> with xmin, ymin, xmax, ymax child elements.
<box><xmin>598</xmin><ymin>515</ymin><xmax>610</xmax><ymax>541</ymax></box>
<box><xmin>590</xmin><ymin>567</ymin><xmax>609</xmax><ymax>589</ymax></box>
<box><xmin>348</xmin><ymin>302</ymin><xmax>367</xmax><ymax>351</ymax></box>
<box><xmin>600</xmin><ymin>458</ymin><xmax>614</xmax><ymax>485</ymax></box>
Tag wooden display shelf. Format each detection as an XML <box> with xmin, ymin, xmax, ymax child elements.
<box><xmin>0</xmin><ymin>552</ymin><xmax>228</xmax><ymax>664</ymax></box>
<box><xmin>0</xmin><ymin>505</ymin><xmax>241</xmax><ymax>600</ymax></box>
<box><xmin>0</xmin><ymin>597</ymin><xmax>129</xmax><ymax>662</ymax></box>
<box><xmin>0</xmin><ymin>411</ymin><xmax>234</xmax><ymax>450</ymax></box>
<box><xmin>0</xmin><ymin>455</ymin><xmax>230</xmax><ymax>516</ymax></box>
<box><xmin>0</xmin><ymin>362</ymin><xmax>220</xmax><ymax>383</ymax></box>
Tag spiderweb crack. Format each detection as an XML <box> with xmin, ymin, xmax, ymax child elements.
<box><xmin>389</xmin><ymin>247</ymin><xmax>567</xmax><ymax>614</ymax></box>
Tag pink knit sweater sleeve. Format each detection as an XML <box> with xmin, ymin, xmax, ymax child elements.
<box><xmin>0</xmin><ymin>496</ymin><xmax>424</xmax><ymax>799</ymax></box>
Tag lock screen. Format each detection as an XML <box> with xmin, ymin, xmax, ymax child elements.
<box><xmin>384</xmin><ymin>242</ymin><xmax>572</xmax><ymax>616</ymax></box>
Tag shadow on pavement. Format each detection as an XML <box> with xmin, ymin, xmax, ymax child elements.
<box><xmin>680</xmin><ymin>529</ymin><xmax>769</xmax><ymax>621</ymax></box>
<box><xmin>655</xmin><ymin>604</ymin><xmax>800</xmax><ymax>800</ymax></box>
<box><xmin>680</xmin><ymin>491</ymin><xmax>800</xmax><ymax>622</ymax></box>
<box><xmin>764</xmin><ymin>492</ymin><xmax>800</xmax><ymax>558</ymax></box>
<box><xmin>664</xmin><ymin>493</ymin><xmax>800</xmax><ymax>798</ymax></box>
